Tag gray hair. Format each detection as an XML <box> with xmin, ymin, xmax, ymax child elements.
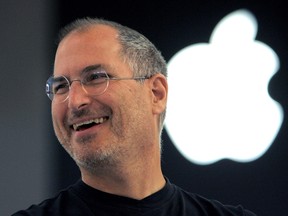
<box><xmin>57</xmin><ymin>17</ymin><xmax>167</xmax><ymax>131</ymax></box>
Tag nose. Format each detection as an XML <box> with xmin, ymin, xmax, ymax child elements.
<box><xmin>67</xmin><ymin>80</ymin><xmax>91</xmax><ymax>109</ymax></box>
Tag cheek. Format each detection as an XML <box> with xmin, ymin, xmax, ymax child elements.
<box><xmin>51</xmin><ymin>105</ymin><xmax>66</xmax><ymax>133</ymax></box>
<box><xmin>105</xmin><ymin>84</ymin><xmax>151</xmax><ymax>123</ymax></box>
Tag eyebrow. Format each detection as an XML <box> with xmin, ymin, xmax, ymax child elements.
<box><xmin>53</xmin><ymin>64</ymin><xmax>110</xmax><ymax>79</ymax></box>
<box><xmin>81</xmin><ymin>64</ymin><xmax>102</xmax><ymax>75</ymax></box>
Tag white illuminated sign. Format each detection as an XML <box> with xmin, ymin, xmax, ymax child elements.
<box><xmin>165</xmin><ymin>9</ymin><xmax>283</xmax><ymax>165</ymax></box>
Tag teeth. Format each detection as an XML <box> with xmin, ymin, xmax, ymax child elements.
<box><xmin>73</xmin><ymin>118</ymin><xmax>105</xmax><ymax>131</ymax></box>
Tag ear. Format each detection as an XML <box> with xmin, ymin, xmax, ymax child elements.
<box><xmin>150</xmin><ymin>73</ymin><xmax>168</xmax><ymax>115</ymax></box>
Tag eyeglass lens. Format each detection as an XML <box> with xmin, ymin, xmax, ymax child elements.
<box><xmin>46</xmin><ymin>70</ymin><xmax>109</xmax><ymax>103</ymax></box>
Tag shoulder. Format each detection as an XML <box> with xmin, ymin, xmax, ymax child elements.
<box><xmin>11</xmin><ymin>181</ymin><xmax>93</xmax><ymax>216</ymax></box>
<box><xmin>170</xmin><ymin>183</ymin><xmax>257</xmax><ymax>216</ymax></box>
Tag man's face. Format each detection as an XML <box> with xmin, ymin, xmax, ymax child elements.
<box><xmin>52</xmin><ymin>26</ymin><xmax>155</xmax><ymax>172</ymax></box>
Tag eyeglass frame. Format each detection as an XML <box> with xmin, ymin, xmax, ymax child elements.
<box><xmin>45</xmin><ymin>67</ymin><xmax>150</xmax><ymax>103</ymax></box>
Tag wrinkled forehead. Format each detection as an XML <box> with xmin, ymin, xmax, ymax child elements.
<box><xmin>57</xmin><ymin>24</ymin><xmax>120</xmax><ymax>53</ymax></box>
<box><xmin>53</xmin><ymin>25</ymin><xmax>124</xmax><ymax>77</ymax></box>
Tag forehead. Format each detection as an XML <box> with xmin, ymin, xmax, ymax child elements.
<box><xmin>53</xmin><ymin>25</ymin><xmax>126</xmax><ymax>77</ymax></box>
<box><xmin>58</xmin><ymin>24</ymin><xmax>119</xmax><ymax>50</ymax></box>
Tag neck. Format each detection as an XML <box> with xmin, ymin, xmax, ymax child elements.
<box><xmin>80</xmin><ymin>149</ymin><xmax>165</xmax><ymax>200</ymax></box>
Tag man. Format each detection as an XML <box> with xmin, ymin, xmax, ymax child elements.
<box><xmin>13</xmin><ymin>18</ymin><xmax>257</xmax><ymax>215</ymax></box>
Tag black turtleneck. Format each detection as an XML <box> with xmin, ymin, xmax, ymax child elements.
<box><xmin>12</xmin><ymin>178</ymin><xmax>257</xmax><ymax>216</ymax></box>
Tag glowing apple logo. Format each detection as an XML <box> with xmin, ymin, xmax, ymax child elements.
<box><xmin>165</xmin><ymin>9</ymin><xmax>283</xmax><ymax>165</ymax></box>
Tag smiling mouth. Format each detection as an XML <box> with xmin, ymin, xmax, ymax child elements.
<box><xmin>72</xmin><ymin>117</ymin><xmax>108</xmax><ymax>131</ymax></box>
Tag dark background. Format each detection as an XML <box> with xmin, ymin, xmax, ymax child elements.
<box><xmin>1</xmin><ymin>0</ymin><xmax>287</xmax><ymax>215</ymax></box>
